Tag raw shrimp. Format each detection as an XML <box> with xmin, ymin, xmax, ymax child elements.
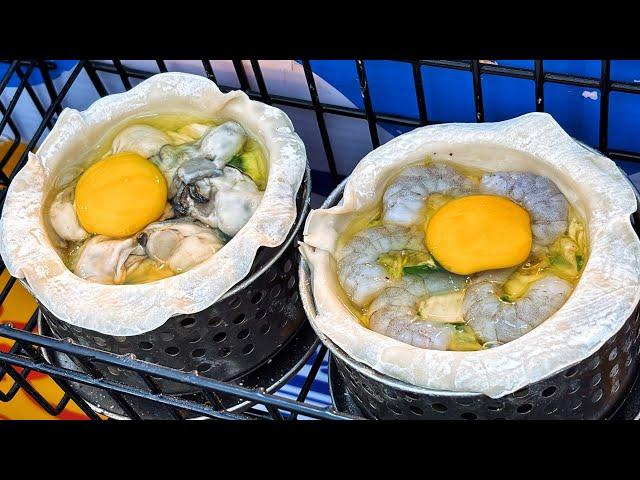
<box><xmin>368</xmin><ymin>275</ymin><xmax>462</xmax><ymax>350</ymax></box>
<box><xmin>480</xmin><ymin>172</ymin><xmax>569</xmax><ymax>246</ymax></box>
<box><xmin>382</xmin><ymin>163</ymin><xmax>477</xmax><ymax>226</ymax></box>
<box><xmin>335</xmin><ymin>224</ymin><xmax>425</xmax><ymax>306</ymax></box>
<box><xmin>462</xmin><ymin>269</ymin><xmax>572</xmax><ymax>344</ymax></box>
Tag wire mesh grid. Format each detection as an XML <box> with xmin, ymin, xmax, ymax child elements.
<box><xmin>1</xmin><ymin>59</ymin><xmax>640</xmax><ymax>420</ymax></box>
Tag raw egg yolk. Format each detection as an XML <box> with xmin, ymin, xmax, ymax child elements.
<box><xmin>75</xmin><ymin>152</ymin><xmax>167</xmax><ymax>238</ymax></box>
<box><xmin>425</xmin><ymin>195</ymin><xmax>532</xmax><ymax>275</ymax></box>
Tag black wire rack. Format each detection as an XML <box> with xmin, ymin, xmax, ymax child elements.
<box><xmin>1</xmin><ymin>59</ymin><xmax>640</xmax><ymax>420</ymax></box>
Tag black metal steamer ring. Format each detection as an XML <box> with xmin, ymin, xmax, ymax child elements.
<box><xmin>299</xmin><ymin>170</ymin><xmax>640</xmax><ymax>420</ymax></box>
<box><xmin>36</xmin><ymin>166</ymin><xmax>312</xmax><ymax>410</ymax></box>
<box><xmin>37</xmin><ymin>311</ymin><xmax>320</xmax><ymax>419</ymax></box>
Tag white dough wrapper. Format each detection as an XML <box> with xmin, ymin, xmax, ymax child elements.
<box><xmin>0</xmin><ymin>72</ymin><xmax>307</xmax><ymax>336</ymax></box>
<box><xmin>301</xmin><ymin>112</ymin><xmax>640</xmax><ymax>398</ymax></box>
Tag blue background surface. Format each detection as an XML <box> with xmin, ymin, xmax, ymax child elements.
<box><xmin>307</xmin><ymin>60</ymin><xmax>640</xmax><ymax>176</ymax></box>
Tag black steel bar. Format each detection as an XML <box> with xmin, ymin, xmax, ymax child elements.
<box><xmin>543</xmin><ymin>72</ymin><xmax>601</xmax><ymax>89</ymax></box>
<box><xmin>599</xmin><ymin>60</ymin><xmax>611</xmax><ymax>154</ymax></box>
<box><xmin>0</xmin><ymin>371</ymin><xmax>22</xmax><ymax>401</ymax></box>
<box><xmin>0</xmin><ymin>276</ymin><xmax>17</xmax><ymax>304</ymax></box>
<box><xmin>412</xmin><ymin>61</ymin><xmax>428</xmax><ymax>125</ymax></box>
<box><xmin>534</xmin><ymin>59</ymin><xmax>544</xmax><ymax>112</ymax></box>
<box><xmin>289</xmin><ymin>344</ymin><xmax>328</xmax><ymax>420</ymax></box>
<box><xmin>84</xmin><ymin>62</ymin><xmax>108</xmax><ymax>97</ymax></box>
<box><xmin>72</xmin><ymin>354</ymin><xmax>143</xmax><ymax>420</ymax></box>
<box><xmin>249</xmin><ymin>60</ymin><xmax>271</xmax><ymax>104</ymax></box>
<box><xmin>0</xmin><ymin>308</ymin><xmax>38</xmax><ymax>384</ymax></box>
<box><xmin>140</xmin><ymin>373</ymin><xmax>184</xmax><ymax>420</ymax></box>
<box><xmin>0</xmin><ymin>325</ymin><xmax>353</xmax><ymax>420</ymax></box>
<box><xmin>609</xmin><ymin>149</ymin><xmax>640</xmax><ymax>163</ymax></box>
<box><xmin>0</xmin><ymin>351</ymin><xmax>250</xmax><ymax>419</ymax></box>
<box><xmin>259</xmin><ymin>388</ymin><xmax>284</xmax><ymax>420</ymax></box>
<box><xmin>200</xmin><ymin>388</ymin><xmax>226</xmax><ymax>411</ymax></box>
<box><xmin>0</xmin><ymin>60</ymin><xmax>18</xmax><ymax>98</ymax></box>
<box><xmin>470</xmin><ymin>60</ymin><xmax>484</xmax><ymax>122</ymax></box>
<box><xmin>201</xmin><ymin>60</ymin><xmax>217</xmax><ymax>83</ymax></box>
<box><xmin>8</xmin><ymin>61</ymin><xmax>86</xmax><ymax>182</ymax></box>
<box><xmin>90</xmin><ymin>59</ymin><xmax>640</xmax><ymax>99</ymax></box>
<box><xmin>0</xmin><ymin>63</ymin><xmax>36</xmax><ymax>135</ymax></box>
<box><xmin>15</xmin><ymin>63</ymin><xmax>55</xmax><ymax>131</ymax></box>
<box><xmin>355</xmin><ymin>60</ymin><xmax>380</xmax><ymax>148</ymax></box>
<box><xmin>232</xmin><ymin>60</ymin><xmax>251</xmax><ymax>91</ymax></box>
<box><xmin>0</xmin><ymin>60</ymin><xmax>56</xmax><ymax>70</ymax></box>
<box><xmin>85</xmin><ymin>60</ymin><xmax>640</xmax><ymax>135</ymax></box>
<box><xmin>38</xmin><ymin>60</ymin><xmax>63</xmax><ymax>117</ymax></box>
<box><xmin>112</xmin><ymin>60</ymin><xmax>133</xmax><ymax>90</ymax></box>
<box><xmin>156</xmin><ymin>60</ymin><xmax>168</xmax><ymax>73</ymax></box>
<box><xmin>0</xmin><ymin>116</ymin><xmax>21</xmax><ymax>177</ymax></box>
<box><xmin>0</xmin><ymin>361</ymin><xmax>60</xmax><ymax>416</ymax></box>
<box><xmin>611</xmin><ymin>81</ymin><xmax>640</xmax><ymax>94</ymax></box>
<box><xmin>301</xmin><ymin>60</ymin><xmax>339</xmax><ymax>184</ymax></box>
<box><xmin>420</xmin><ymin>59</ymin><xmax>470</xmax><ymax>71</ymax></box>
<box><xmin>17</xmin><ymin>340</ymin><xmax>101</xmax><ymax>419</ymax></box>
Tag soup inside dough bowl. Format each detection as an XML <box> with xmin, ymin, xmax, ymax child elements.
<box><xmin>0</xmin><ymin>72</ymin><xmax>307</xmax><ymax>337</ymax></box>
<box><xmin>301</xmin><ymin>112</ymin><xmax>640</xmax><ymax>398</ymax></box>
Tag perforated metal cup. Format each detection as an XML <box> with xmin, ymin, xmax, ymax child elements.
<box><xmin>41</xmin><ymin>167</ymin><xmax>311</xmax><ymax>395</ymax></box>
<box><xmin>299</xmin><ymin>174</ymin><xmax>640</xmax><ymax>420</ymax></box>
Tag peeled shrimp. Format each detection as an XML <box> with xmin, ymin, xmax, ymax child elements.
<box><xmin>335</xmin><ymin>224</ymin><xmax>426</xmax><ymax>306</ymax></box>
<box><xmin>382</xmin><ymin>164</ymin><xmax>477</xmax><ymax>226</ymax></box>
<box><xmin>462</xmin><ymin>269</ymin><xmax>572</xmax><ymax>344</ymax></box>
<box><xmin>368</xmin><ymin>276</ymin><xmax>458</xmax><ymax>350</ymax></box>
<box><xmin>480</xmin><ymin>172</ymin><xmax>568</xmax><ymax>246</ymax></box>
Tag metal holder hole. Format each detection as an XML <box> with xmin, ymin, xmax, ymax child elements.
<box><xmin>260</xmin><ymin>323</ymin><xmax>271</xmax><ymax>335</ymax></box>
<box><xmin>517</xmin><ymin>404</ymin><xmax>533</xmax><ymax>414</ymax></box>
<box><xmin>541</xmin><ymin>386</ymin><xmax>557</xmax><ymax>398</ymax></box>
<box><xmin>409</xmin><ymin>405</ymin><xmax>424</xmax><ymax>416</ymax></box>
<box><xmin>250</xmin><ymin>291</ymin><xmax>264</xmax><ymax>304</ymax></box>
<box><xmin>165</xmin><ymin>346</ymin><xmax>179</xmax><ymax>356</ymax></box>
<box><xmin>208</xmin><ymin>316</ymin><xmax>222</xmax><ymax>327</ymax></box>
<box><xmin>432</xmin><ymin>403</ymin><xmax>448</xmax><ymax>413</ymax></box>
<box><xmin>191</xmin><ymin>348</ymin><xmax>206</xmax><ymax>358</ymax></box>
<box><xmin>180</xmin><ymin>317</ymin><xmax>196</xmax><ymax>328</ymax></box>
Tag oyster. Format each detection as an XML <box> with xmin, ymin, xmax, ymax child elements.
<box><xmin>150</xmin><ymin>121</ymin><xmax>246</xmax><ymax>189</ymax></box>
<box><xmin>48</xmin><ymin>185</ymin><xmax>90</xmax><ymax>242</ymax></box>
<box><xmin>137</xmin><ymin>218</ymin><xmax>225</xmax><ymax>273</ymax></box>
<box><xmin>112</xmin><ymin>125</ymin><xmax>172</xmax><ymax>159</ymax></box>
<box><xmin>73</xmin><ymin>236</ymin><xmax>143</xmax><ymax>284</ymax></box>
<box><xmin>172</xmin><ymin>162</ymin><xmax>263</xmax><ymax>237</ymax></box>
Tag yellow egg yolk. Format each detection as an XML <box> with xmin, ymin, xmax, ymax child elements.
<box><xmin>425</xmin><ymin>195</ymin><xmax>532</xmax><ymax>275</ymax></box>
<box><xmin>75</xmin><ymin>152</ymin><xmax>167</xmax><ymax>238</ymax></box>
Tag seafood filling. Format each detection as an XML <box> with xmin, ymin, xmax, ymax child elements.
<box><xmin>47</xmin><ymin>117</ymin><xmax>269</xmax><ymax>285</ymax></box>
<box><xmin>335</xmin><ymin>161</ymin><xmax>586</xmax><ymax>351</ymax></box>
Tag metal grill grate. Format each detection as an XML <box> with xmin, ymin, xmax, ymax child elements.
<box><xmin>1</xmin><ymin>59</ymin><xmax>640</xmax><ymax>420</ymax></box>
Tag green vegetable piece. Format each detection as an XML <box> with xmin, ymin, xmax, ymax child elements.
<box><xmin>228</xmin><ymin>147</ymin><xmax>268</xmax><ymax>190</ymax></box>
<box><xmin>378</xmin><ymin>250</ymin><xmax>442</xmax><ymax>280</ymax></box>
<box><xmin>448</xmin><ymin>325</ymin><xmax>482</xmax><ymax>351</ymax></box>
<box><xmin>403</xmin><ymin>263</ymin><xmax>442</xmax><ymax>275</ymax></box>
